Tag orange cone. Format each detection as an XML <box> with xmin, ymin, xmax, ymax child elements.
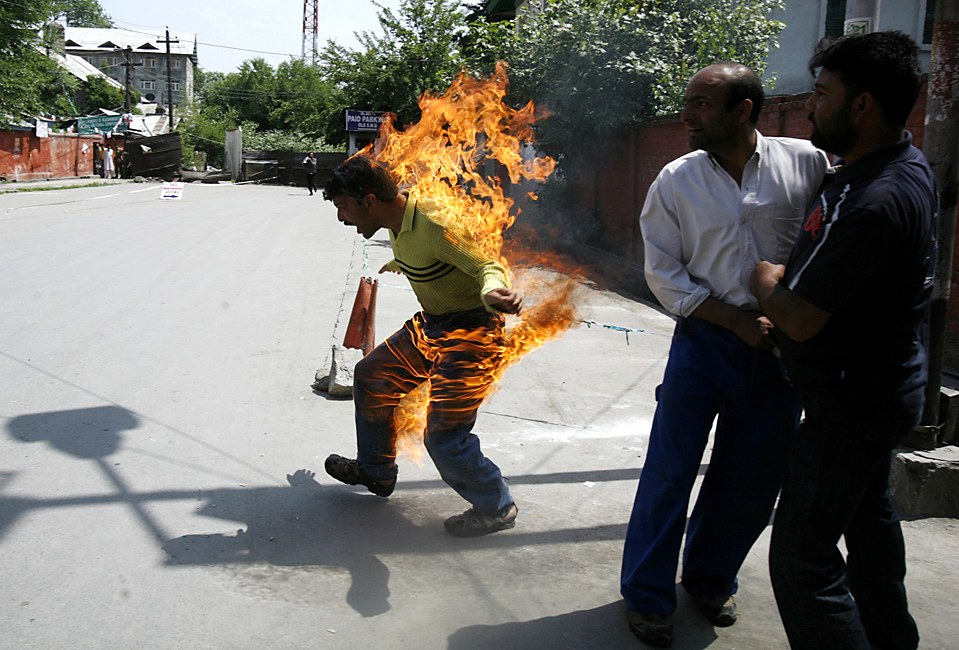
<box><xmin>343</xmin><ymin>277</ymin><xmax>377</xmax><ymax>356</ymax></box>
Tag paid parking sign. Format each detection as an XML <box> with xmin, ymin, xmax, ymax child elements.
<box><xmin>160</xmin><ymin>181</ymin><xmax>184</xmax><ymax>200</ymax></box>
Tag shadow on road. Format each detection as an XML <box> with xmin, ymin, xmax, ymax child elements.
<box><xmin>448</xmin><ymin>599</ymin><xmax>720</xmax><ymax>650</ymax></box>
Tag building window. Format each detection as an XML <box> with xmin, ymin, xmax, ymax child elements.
<box><xmin>923</xmin><ymin>0</ymin><xmax>935</xmax><ymax>45</ymax></box>
<box><xmin>101</xmin><ymin>56</ymin><xmax>118</xmax><ymax>67</ymax></box>
<box><xmin>141</xmin><ymin>80</ymin><xmax>156</xmax><ymax>90</ymax></box>
<box><xmin>144</xmin><ymin>58</ymin><xmax>156</xmax><ymax>67</ymax></box>
<box><xmin>823</xmin><ymin>0</ymin><xmax>847</xmax><ymax>39</ymax></box>
<box><xmin>171</xmin><ymin>82</ymin><xmax>180</xmax><ymax>91</ymax></box>
<box><xmin>83</xmin><ymin>56</ymin><xmax>92</xmax><ymax>64</ymax></box>
<box><xmin>172</xmin><ymin>59</ymin><xmax>180</xmax><ymax>69</ymax></box>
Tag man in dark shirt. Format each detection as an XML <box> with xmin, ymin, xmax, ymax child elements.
<box><xmin>751</xmin><ymin>32</ymin><xmax>936</xmax><ymax>650</ymax></box>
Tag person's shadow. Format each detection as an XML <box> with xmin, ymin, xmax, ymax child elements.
<box><xmin>161</xmin><ymin>469</ymin><xmax>451</xmax><ymax>617</ymax></box>
<box><xmin>448</xmin><ymin>600</ymin><xmax>720</xmax><ymax>650</ymax></box>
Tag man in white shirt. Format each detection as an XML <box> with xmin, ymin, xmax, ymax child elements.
<box><xmin>621</xmin><ymin>62</ymin><xmax>828</xmax><ymax>647</ymax></box>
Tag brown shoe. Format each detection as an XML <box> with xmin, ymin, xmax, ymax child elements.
<box><xmin>324</xmin><ymin>454</ymin><xmax>396</xmax><ymax>497</ymax></box>
<box><xmin>627</xmin><ymin>610</ymin><xmax>673</xmax><ymax>647</ymax></box>
<box><xmin>693</xmin><ymin>594</ymin><xmax>737</xmax><ymax>627</ymax></box>
<box><xmin>444</xmin><ymin>502</ymin><xmax>517</xmax><ymax>537</ymax></box>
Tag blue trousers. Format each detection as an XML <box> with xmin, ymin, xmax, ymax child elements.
<box><xmin>352</xmin><ymin>308</ymin><xmax>512</xmax><ymax>513</ymax></box>
<box><xmin>621</xmin><ymin>316</ymin><xmax>801</xmax><ymax>614</ymax></box>
<box><xmin>769</xmin><ymin>419</ymin><xmax>919</xmax><ymax>650</ymax></box>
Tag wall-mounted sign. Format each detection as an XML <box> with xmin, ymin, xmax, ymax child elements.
<box><xmin>35</xmin><ymin>120</ymin><xmax>50</xmax><ymax>138</ymax></box>
<box><xmin>345</xmin><ymin>109</ymin><xmax>388</xmax><ymax>133</ymax></box>
<box><xmin>844</xmin><ymin>17</ymin><xmax>872</xmax><ymax>36</ymax></box>
<box><xmin>78</xmin><ymin>114</ymin><xmax>130</xmax><ymax>136</ymax></box>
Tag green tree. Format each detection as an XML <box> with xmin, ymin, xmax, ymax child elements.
<box><xmin>53</xmin><ymin>0</ymin><xmax>113</xmax><ymax>28</ymax></box>
<box><xmin>0</xmin><ymin>0</ymin><xmax>66</xmax><ymax>117</ymax></box>
<box><xmin>199</xmin><ymin>58</ymin><xmax>279</xmax><ymax>131</ymax></box>
<box><xmin>82</xmin><ymin>75</ymin><xmax>136</xmax><ymax>113</ymax></box>
<box><xmin>270</xmin><ymin>58</ymin><xmax>333</xmax><ymax>136</ymax></box>
<box><xmin>467</xmin><ymin>0</ymin><xmax>785</xmax><ymax>158</ymax></box>
<box><xmin>318</xmin><ymin>0</ymin><xmax>468</xmax><ymax>146</ymax></box>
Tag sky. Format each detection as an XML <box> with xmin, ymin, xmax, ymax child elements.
<box><xmin>97</xmin><ymin>0</ymin><xmax>405</xmax><ymax>74</ymax></box>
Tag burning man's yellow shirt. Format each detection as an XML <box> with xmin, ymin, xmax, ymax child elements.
<box><xmin>384</xmin><ymin>197</ymin><xmax>509</xmax><ymax>315</ymax></box>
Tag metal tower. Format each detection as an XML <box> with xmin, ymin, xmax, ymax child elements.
<box><xmin>302</xmin><ymin>0</ymin><xmax>319</xmax><ymax>64</ymax></box>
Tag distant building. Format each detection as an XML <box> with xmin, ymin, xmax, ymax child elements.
<box><xmin>63</xmin><ymin>27</ymin><xmax>198</xmax><ymax>110</ymax></box>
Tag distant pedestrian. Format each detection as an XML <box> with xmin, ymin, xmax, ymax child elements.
<box><xmin>104</xmin><ymin>147</ymin><xmax>115</xmax><ymax>179</ymax></box>
<box><xmin>751</xmin><ymin>31</ymin><xmax>934</xmax><ymax>650</ymax></box>
<box><xmin>304</xmin><ymin>152</ymin><xmax>317</xmax><ymax>195</ymax></box>
<box><xmin>119</xmin><ymin>147</ymin><xmax>130</xmax><ymax>179</ymax></box>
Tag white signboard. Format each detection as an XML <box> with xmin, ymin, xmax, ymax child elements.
<box><xmin>160</xmin><ymin>181</ymin><xmax>184</xmax><ymax>200</ymax></box>
<box><xmin>35</xmin><ymin>120</ymin><xmax>50</xmax><ymax>138</ymax></box>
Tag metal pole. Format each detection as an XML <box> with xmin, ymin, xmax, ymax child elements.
<box><xmin>922</xmin><ymin>0</ymin><xmax>959</xmax><ymax>432</ymax></box>
<box><xmin>844</xmin><ymin>0</ymin><xmax>881</xmax><ymax>35</ymax></box>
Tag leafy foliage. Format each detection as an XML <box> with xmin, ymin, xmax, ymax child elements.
<box><xmin>0</xmin><ymin>0</ymin><xmax>114</xmax><ymax>118</ymax></box>
<box><xmin>317</xmin><ymin>0</ymin><xmax>469</xmax><ymax>146</ymax></box>
<box><xmin>467</xmin><ymin>0</ymin><xmax>785</xmax><ymax>158</ymax></box>
<box><xmin>53</xmin><ymin>0</ymin><xmax>113</xmax><ymax>28</ymax></box>
<box><xmin>181</xmin><ymin>58</ymin><xmax>340</xmax><ymax>167</ymax></box>
<box><xmin>81</xmin><ymin>75</ymin><xmax>137</xmax><ymax>113</ymax></box>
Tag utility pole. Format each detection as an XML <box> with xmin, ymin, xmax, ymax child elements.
<box><xmin>844</xmin><ymin>0</ymin><xmax>881</xmax><ymax>35</ymax></box>
<box><xmin>922</xmin><ymin>0</ymin><xmax>959</xmax><ymax>439</ymax></box>
<box><xmin>118</xmin><ymin>46</ymin><xmax>142</xmax><ymax>114</ymax></box>
<box><xmin>158</xmin><ymin>28</ymin><xmax>179</xmax><ymax>130</ymax></box>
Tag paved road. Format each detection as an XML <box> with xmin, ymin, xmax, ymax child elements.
<box><xmin>1</xmin><ymin>181</ymin><xmax>956</xmax><ymax>649</ymax></box>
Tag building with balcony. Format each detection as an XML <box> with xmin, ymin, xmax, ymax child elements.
<box><xmin>62</xmin><ymin>27</ymin><xmax>198</xmax><ymax>110</ymax></box>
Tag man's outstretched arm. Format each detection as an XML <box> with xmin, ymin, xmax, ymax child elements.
<box><xmin>750</xmin><ymin>261</ymin><xmax>831</xmax><ymax>342</ymax></box>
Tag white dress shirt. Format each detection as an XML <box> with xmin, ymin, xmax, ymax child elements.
<box><xmin>641</xmin><ymin>132</ymin><xmax>828</xmax><ymax>317</ymax></box>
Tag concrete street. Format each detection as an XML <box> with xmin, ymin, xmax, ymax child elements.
<box><xmin>1</xmin><ymin>180</ymin><xmax>957</xmax><ymax>649</ymax></box>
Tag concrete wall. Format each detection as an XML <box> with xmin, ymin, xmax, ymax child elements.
<box><xmin>0</xmin><ymin>131</ymin><xmax>98</xmax><ymax>181</ymax></box>
<box><xmin>764</xmin><ymin>0</ymin><xmax>933</xmax><ymax>95</ymax></box>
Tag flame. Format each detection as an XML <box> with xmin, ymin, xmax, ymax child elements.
<box><xmin>369</xmin><ymin>62</ymin><xmax>583</xmax><ymax>464</ymax></box>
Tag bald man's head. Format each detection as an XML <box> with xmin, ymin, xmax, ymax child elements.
<box><xmin>693</xmin><ymin>62</ymin><xmax>765</xmax><ymax>123</ymax></box>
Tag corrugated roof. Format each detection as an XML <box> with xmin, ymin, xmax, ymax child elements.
<box><xmin>63</xmin><ymin>27</ymin><xmax>197</xmax><ymax>58</ymax></box>
<box><xmin>51</xmin><ymin>52</ymin><xmax>123</xmax><ymax>89</ymax></box>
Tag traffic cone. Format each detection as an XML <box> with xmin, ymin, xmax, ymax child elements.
<box><xmin>343</xmin><ymin>277</ymin><xmax>377</xmax><ymax>356</ymax></box>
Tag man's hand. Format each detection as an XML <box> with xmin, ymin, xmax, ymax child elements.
<box><xmin>690</xmin><ymin>296</ymin><xmax>777</xmax><ymax>350</ymax></box>
<box><xmin>750</xmin><ymin>260</ymin><xmax>831</xmax><ymax>342</ymax></box>
<box><xmin>731</xmin><ymin>312</ymin><xmax>778</xmax><ymax>350</ymax></box>
<box><xmin>378</xmin><ymin>263</ymin><xmax>400</xmax><ymax>274</ymax></box>
<box><xmin>750</xmin><ymin>261</ymin><xmax>786</xmax><ymax>303</ymax></box>
<box><xmin>484</xmin><ymin>288</ymin><xmax>523</xmax><ymax>315</ymax></box>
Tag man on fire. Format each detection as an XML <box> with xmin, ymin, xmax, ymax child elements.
<box><xmin>322</xmin><ymin>154</ymin><xmax>522</xmax><ymax>538</ymax></box>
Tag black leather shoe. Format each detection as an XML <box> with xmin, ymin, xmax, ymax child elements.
<box><xmin>627</xmin><ymin>610</ymin><xmax>673</xmax><ymax>647</ymax></box>
<box><xmin>693</xmin><ymin>594</ymin><xmax>737</xmax><ymax>627</ymax></box>
<box><xmin>324</xmin><ymin>454</ymin><xmax>396</xmax><ymax>497</ymax></box>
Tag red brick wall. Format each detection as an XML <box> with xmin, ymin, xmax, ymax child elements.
<box><xmin>581</xmin><ymin>81</ymin><xmax>930</xmax><ymax>263</ymax></box>
<box><xmin>0</xmin><ymin>130</ymin><xmax>98</xmax><ymax>181</ymax></box>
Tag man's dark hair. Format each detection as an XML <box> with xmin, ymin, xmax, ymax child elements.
<box><xmin>720</xmin><ymin>62</ymin><xmax>764</xmax><ymax>123</ymax></box>
<box><xmin>323</xmin><ymin>155</ymin><xmax>398</xmax><ymax>202</ymax></box>
<box><xmin>808</xmin><ymin>30</ymin><xmax>921</xmax><ymax>126</ymax></box>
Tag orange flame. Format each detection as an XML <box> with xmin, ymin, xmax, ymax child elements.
<box><xmin>370</xmin><ymin>62</ymin><xmax>583</xmax><ymax>464</ymax></box>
